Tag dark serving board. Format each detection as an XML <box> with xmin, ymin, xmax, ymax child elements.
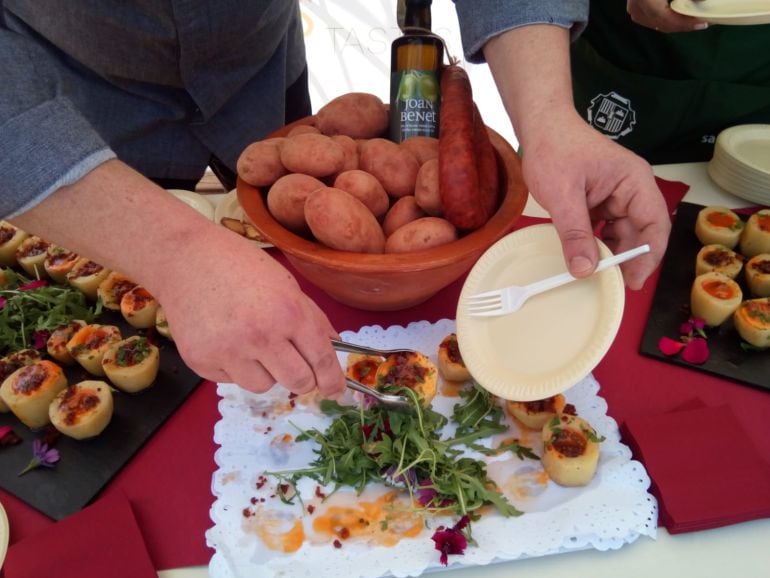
<box><xmin>640</xmin><ymin>201</ymin><xmax>770</xmax><ymax>392</ymax></box>
<box><xmin>0</xmin><ymin>309</ymin><xmax>201</xmax><ymax>520</ymax></box>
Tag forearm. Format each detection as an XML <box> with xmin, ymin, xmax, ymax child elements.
<box><xmin>482</xmin><ymin>24</ymin><xmax>579</xmax><ymax>150</ymax></box>
<box><xmin>9</xmin><ymin>160</ymin><xmax>274</xmax><ymax>305</ymax></box>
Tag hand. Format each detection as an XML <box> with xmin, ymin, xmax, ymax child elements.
<box><xmin>156</xmin><ymin>229</ymin><xmax>346</xmax><ymax>398</ymax></box>
<box><xmin>626</xmin><ymin>0</ymin><xmax>709</xmax><ymax>33</ymax></box>
<box><xmin>521</xmin><ymin>109</ymin><xmax>671</xmax><ymax>290</ymax></box>
<box><xmin>482</xmin><ymin>25</ymin><xmax>671</xmax><ymax>290</ymax></box>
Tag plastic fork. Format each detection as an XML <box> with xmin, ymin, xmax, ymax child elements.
<box><xmin>464</xmin><ymin>244</ymin><xmax>651</xmax><ymax>317</ymax></box>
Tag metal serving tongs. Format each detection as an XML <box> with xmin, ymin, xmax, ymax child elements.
<box><xmin>331</xmin><ymin>339</ymin><xmax>414</xmax><ymax>411</ymax></box>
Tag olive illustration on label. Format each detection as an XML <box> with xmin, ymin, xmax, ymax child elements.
<box><xmin>397</xmin><ymin>73</ymin><xmax>418</xmax><ymax>101</ymax></box>
<box><xmin>419</xmin><ymin>74</ymin><xmax>439</xmax><ymax>102</ymax></box>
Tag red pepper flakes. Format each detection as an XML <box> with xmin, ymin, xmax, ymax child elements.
<box><xmin>339</xmin><ymin>527</ymin><xmax>350</xmax><ymax>540</ymax></box>
<box><xmin>307</xmin><ymin>504</ymin><xmax>315</xmax><ymax>514</ymax></box>
<box><xmin>242</xmin><ymin>508</ymin><xmax>253</xmax><ymax>518</ymax></box>
<box><xmin>315</xmin><ymin>486</ymin><xmax>326</xmax><ymax>499</ymax></box>
<box><xmin>333</xmin><ymin>539</ymin><xmax>342</xmax><ymax>549</ymax></box>
<box><xmin>256</xmin><ymin>475</ymin><xmax>268</xmax><ymax>489</ymax></box>
<box><xmin>250</xmin><ymin>497</ymin><xmax>258</xmax><ymax>505</ymax></box>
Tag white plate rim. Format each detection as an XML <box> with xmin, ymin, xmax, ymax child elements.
<box><xmin>455</xmin><ymin>224</ymin><xmax>625</xmax><ymax>402</ymax></box>
<box><xmin>214</xmin><ymin>190</ymin><xmax>273</xmax><ymax>248</ymax></box>
<box><xmin>0</xmin><ymin>498</ymin><xmax>8</xmax><ymax>569</ymax></box>
<box><xmin>715</xmin><ymin>124</ymin><xmax>770</xmax><ymax>175</ymax></box>
<box><xmin>166</xmin><ymin>189</ymin><xmax>216</xmax><ymax>221</ymax></box>
<box><xmin>671</xmin><ymin>0</ymin><xmax>770</xmax><ymax>24</ymax></box>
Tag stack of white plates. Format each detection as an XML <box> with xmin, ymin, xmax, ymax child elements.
<box><xmin>707</xmin><ymin>124</ymin><xmax>770</xmax><ymax>206</ymax></box>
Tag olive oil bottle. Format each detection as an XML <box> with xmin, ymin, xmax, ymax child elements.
<box><xmin>389</xmin><ymin>0</ymin><xmax>443</xmax><ymax>142</ymax></box>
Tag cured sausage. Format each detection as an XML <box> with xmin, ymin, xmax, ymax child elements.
<box><xmin>473</xmin><ymin>103</ymin><xmax>499</xmax><ymax>221</ymax></box>
<box><xmin>438</xmin><ymin>65</ymin><xmax>487</xmax><ymax>231</ymax></box>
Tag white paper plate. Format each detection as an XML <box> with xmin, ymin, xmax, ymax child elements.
<box><xmin>671</xmin><ymin>0</ymin><xmax>770</xmax><ymax>25</ymax></box>
<box><xmin>166</xmin><ymin>189</ymin><xmax>216</xmax><ymax>221</ymax></box>
<box><xmin>456</xmin><ymin>224</ymin><xmax>625</xmax><ymax>402</ymax></box>
<box><xmin>715</xmin><ymin>124</ymin><xmax>770</xmax><ymax>174</ymax></box>
<box><xmin>0</xmin><ymin>498</ymin><xmax>9</xmax><ymax>569</ymax></box>
<box><xmin>214</xmin><ymin>190</ymin><xmax>272</xmax><ymax>248</ymax></box>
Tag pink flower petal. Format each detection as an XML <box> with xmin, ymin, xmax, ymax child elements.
<box><xmin>658</xmin><ymin>336</ymin><xmax>686</xmax><ymax>356</ymax></box>
<box><xmin>679</xmin><ymin>321</ymin><xmax>694</xmax><ymax>336</ymax></box>
<box><xmin>681</xmin><ymin>338</ymin><xmax>710</xmax><ymax>365</ymax></box>
<box><xmin>691</xmin><ymin>317</ymin><xmax>706</xmax><ymax>331</ymax></box>
<box><xmin>0</xmin><ymin>296</ymin><xmax>6</xmax><ymax>310</ymax></box>
<box><xmin>19</xmin><ymin>279</ymin><xmax>47</xmax><ymax>291</ymax></box>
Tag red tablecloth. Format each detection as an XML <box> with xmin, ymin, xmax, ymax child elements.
<box><xmin>3</xmin><ymin>178</ymin><xmax>770</xmax><ymax>573</ymax></box>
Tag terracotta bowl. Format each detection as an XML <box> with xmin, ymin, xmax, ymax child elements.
<box><xmin>237</xmin><ymin>121</ymin><xmax>528</xmax><ymax>311</ymax></box>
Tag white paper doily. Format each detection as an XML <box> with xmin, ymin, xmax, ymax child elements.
<box><xmin>206</xmin><ymin>319</ymin><xmax>657</xmax><ymax>578</ymax></box>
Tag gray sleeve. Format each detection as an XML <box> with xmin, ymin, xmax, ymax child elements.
<box><xmin>0</xmin><ymin>30</ymin><xmax>116</xmax><ymax>219</ymax></box>
<box><xmin>453</xmin><ymin>0</ymin><xmax>589</xmax><ymax>63</ymax></box>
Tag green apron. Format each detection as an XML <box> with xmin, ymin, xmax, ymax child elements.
<box><xmin>572</xmin><ymin>0</ymin><xmax>770</xmax><ymax>165</ymax></box>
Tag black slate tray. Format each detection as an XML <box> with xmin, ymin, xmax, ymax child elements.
<box><xmin>640</xmin><ymin>201</ymin><xmax>770</xmax><ymax>392</ymax></box>
<box><xmin>0</xmin><ymin>309</ymin><xmax>201</xmax><ymax>520</ymax></box>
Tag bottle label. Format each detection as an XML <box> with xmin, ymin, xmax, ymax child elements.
<box><xmin>389</xmin><ymin>69</ymin><xmax>440</xmax><ymax>141</ymax></box>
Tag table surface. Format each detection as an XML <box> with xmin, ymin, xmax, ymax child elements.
<box><xmin>4</xmin><ymin>162</ymin><xmax>770</xmax><ymax>578</ymax></box>
<box><xmin>159</xmin><ymin>162</ymin><xmax>770</xmax><ymax>578</ymax></box>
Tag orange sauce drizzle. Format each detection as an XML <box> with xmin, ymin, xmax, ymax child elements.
<box><xmin>703</xmin><ymin>280</ymin><xmax>735</xmax><ymax>300</ymax></box>
<box><xmin>707</xmin><ymin>211</ymin><xmax>738</xmax><ymax>228</ymax></box>
<box><xmin>312</xmin><ymin>491</ymin><xmax>423</xmax><ymax>547</ymax></box>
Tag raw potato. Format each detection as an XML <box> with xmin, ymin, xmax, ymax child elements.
<box><xmin>382</xmin><ymin>196</ymin><xmax>426</xmax><ymax>237</ymax></box>
<box><xmin>400</xmin><ymin>136</ymin><xmax>439</xmax><ymax>165</ymax></box>
<box><xmin>414</xmin><ymin>158</ymin><xmax>442</xmax><ymax>216</ymax></box>
<box><xmin>359</xmin><ymin>138</ymin><xmax>420</xmax><ymax>198</ymax></box>
<box><xmin>315</xmin><ymin>92</ymin><xmax>389</xmax><ymax>139</ymax></box>
<box><xmin>385</xmin><ymin>217</ymin><xmax>458</xmax><ymax>253</ymax></box>
<box><xmin>236</xmin><ymin>138</ymin><xmax>288</xmax><ymax>187</ymax></box>
<box><xmin>333</xmin><ymin>170</ymin><xmax>389</xmax><ymax>219</ymax></box>
<box><xmin>267</xmin><ymin>173</ymin><xmax>326</xmax><ymax>233</ymax></box>
<box><xmin>280</xmin><ymin>133</ymin><xmax>346</xmax><ymax>177</ymax></box>
<box><xmin>286</xmin><ymin>124</ymin><xmax>320</xmax><ymax>137</ymax></box>
<box><xmin>304</xmin><ymin>187</ymin><xmax>385</xmax><ymax>253</ymax></box>
<box><xmin>331</xmin><ymin>134</ymin><xmax>360</xmax><ymax>172</ymax></box>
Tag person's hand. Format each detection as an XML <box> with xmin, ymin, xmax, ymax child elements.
<box><xmin>483</xmin><ymin>24</ymin><xmax>671</xmax><ymax>290</ymax></box>
<box><xmin>155</xmin><ymin>229</ymin><xmax>346</xmax><ymax>398</ymax></box>
<box><xmin>626</xmin><ymin>0</ymin><xmax>709</xmax><ymax>33</ymax></box>
<box><xmin>520</xmin><ymin>108</ymin><xmax>671</xmax><ymax>290</ymax></box>
<box><xmin>11</xmin><ymin>160</ymin><xmax>346</xmax><ymax>399</ymax></box>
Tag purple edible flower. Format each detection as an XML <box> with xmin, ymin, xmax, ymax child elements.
<box><xmin>18</xmin><ymin>439</ymin><xmax>60</xmax><ymax>476</ymax></box>
<box><xmin>18</xmin><ymin>279</ymin><xmax>48</xmax><ymax>291</ymax></box>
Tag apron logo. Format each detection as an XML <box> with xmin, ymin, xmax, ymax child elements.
<box><xmin>587</xmin><ymin>92</ymin><xmax>636</xmax><ymax>139</ymax></box>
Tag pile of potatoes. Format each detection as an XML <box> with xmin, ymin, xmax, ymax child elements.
<box><xmin>236</xmin><ymin>92</ymin><xmax>494</xmax><ymax>254</ymax></box>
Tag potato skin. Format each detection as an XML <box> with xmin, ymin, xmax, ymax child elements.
<box><xmin>400</xmin><ymin>136</ymin><xmax>439</xmax><ymax>165</ymax></box>
<box><xmin>266</xmin><ymin>173</ymin><xmax>326</xmax><ymax>233</ymax></box>
<box><xmin>280</xmin><ymin>133</ymin><xmax>345</xmax><ymax>177</ymax></box>
<box><xmin>331</xmin><ymin>135</ymin><xmax>360</xmax><ymax>172</ymax></box>
<box><xmin>359</xmin><ymin>138</ymin><xmax>420</xmax><ymax>198</ymax></box>
<box><xmin>315</xmin><ymin>92</ymin><xmax>389</xmax><ymax>139</ymax></box>
<box><xmin>414</xmin><ymin>158</ymin><xmax>442</xmax><ymax>216</ymax></box>
<box><xmin>236</xmin><ymin>138</ymin><xmax>288</xmax><ymax>187</ymax></box>
<box><xmin>382</xmin><ymin>196</ymin><xmax>426</xmax><ymax>237</ymax></box>
<box><xmin>385</xmin><ymin>217</ymin><xmax>458</xmax><ymax>253</ymax></box>
<box><xmin>333</xmin><ymin>170</ymin><xmax>390</xmax><ymax>219</ymax></box>
<box><xmin>304</xmin><ymin>187</ymin><xmax>385</xmax><ymax>253</ymax></box>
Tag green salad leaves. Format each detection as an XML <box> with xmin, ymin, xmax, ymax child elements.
<box><xmin>0</xmin><ymin>268</ymin><xmax>101</xmax><ymax>355</ymax></box>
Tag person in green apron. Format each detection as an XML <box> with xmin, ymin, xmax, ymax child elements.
<box><xmin>572</xmin><ymin>0</ymin><xmax>770</xmax><ymax>165</ymax></box>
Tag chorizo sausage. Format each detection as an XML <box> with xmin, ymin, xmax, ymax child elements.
<box><xmin>438</xmin><ymin>65</ymin><xmax>487</xmax><ymax>231</ymax></box>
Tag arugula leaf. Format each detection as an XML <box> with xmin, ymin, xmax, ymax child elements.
<box><xmin>270</xmin><ymin>384</ymin><xmax>525</xmax><ymax>521</ymax></box>
<box><xmin>0</xmin><ymin>268</ymin><xmax>102</xmax><ymax>355</ymax></box>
